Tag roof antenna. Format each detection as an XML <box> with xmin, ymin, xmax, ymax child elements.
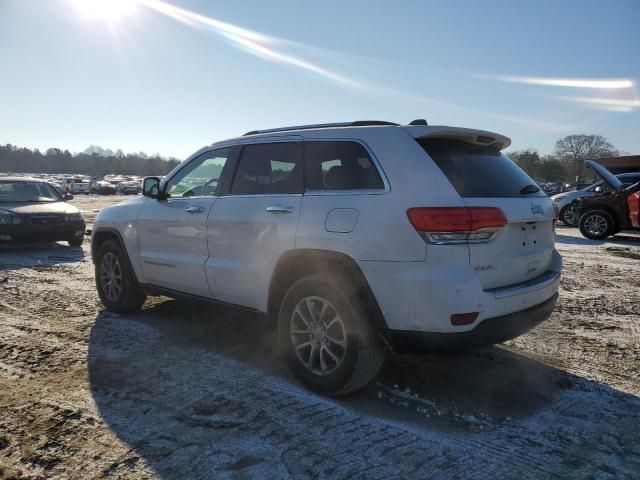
<box><xmin>409</xmin><ymin>119</ymin><xmax>428</xmax><ymax>126</ymax></box>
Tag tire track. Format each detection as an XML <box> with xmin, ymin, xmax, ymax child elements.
<box><xmin>90</xmin><ymin>319</ymin><xmax>601</xmax><ymax>479</ymax></box>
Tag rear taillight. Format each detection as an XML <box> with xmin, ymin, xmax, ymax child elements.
<box><xmin>451</xmin><ymin>312</ymin><xmax>479</xmax><ymax>325</ymax></box>
<box><xmin>407</xmin><ymin>207</ymin><xmax>507</xmax><ymax>244</ymax></box>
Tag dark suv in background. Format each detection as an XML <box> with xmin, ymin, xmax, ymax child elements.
<box><xmin>572</xmin><ymin>161</ymin><xmax>640</xmax><ymax>240</ymax></box>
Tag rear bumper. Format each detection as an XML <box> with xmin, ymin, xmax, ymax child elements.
<box><xmin>358</xmin><ymin>249</ymin><xmax>562</xmax><ymax>333</ymax></box>
<box><xmin>383</xmin><ymin>292</ymin><xmax>558</xmax><ymax>353</ymax></box>
<box><xmin>0</xmin><ymin>222</ymin><xmax>86</xmax><ymax>242</ymax></box>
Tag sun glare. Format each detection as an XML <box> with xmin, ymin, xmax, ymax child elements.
<box><xmin>70</xmin><ymin>0</ymin><xmax>138</xmax><ymax>21</ymax></box>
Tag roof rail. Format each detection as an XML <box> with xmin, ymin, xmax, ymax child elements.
<box><xmin>243</xmin><ymin>120</ymin><xmax>398</xmax><ymax>136</ymax></box>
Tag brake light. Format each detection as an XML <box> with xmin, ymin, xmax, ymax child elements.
<box><xmin>407</xmin><ymin>207</ymin><xmax>506</xmax><ymax>244</ymax></box>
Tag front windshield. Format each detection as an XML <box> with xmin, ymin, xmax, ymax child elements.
<box><xmin>585</xmin><ymin>181</ymin><xmax>605</xmax><ymax>192</ymax></box>
<box><xmin>0</xmin><ymin>180</ymin><xmax>63</xmax><ymax>203</ymax></box>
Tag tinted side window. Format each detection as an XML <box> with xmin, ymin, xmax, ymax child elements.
<box><xmin>305</xmin><ymin>141</ymin><xmax>384</xmax><ymax>191</ymax></box>
<box><xmin>230</xmin><ymin>142</ymin><xmax>302</xmax><ymax>195</ymax></box>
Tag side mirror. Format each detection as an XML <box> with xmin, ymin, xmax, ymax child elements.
<box><xmin>594</xmin><ymin>186</ymin><xmax>603</xmax><ymax>193</ymax></box>
<box><xmin>142</xmin><ymin>177</ymin><xmax>162</xmax><ymax>199</ymax></box>
<box><xmin>63</xmin><ymin>193</ymin><xmax>74</xmax><ymax>201</ymax></box>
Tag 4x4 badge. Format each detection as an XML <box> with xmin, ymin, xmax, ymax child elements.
<box><xmin>530</xmin><ymin>203</ymin><xmax>544</xmax><ymax>216</ymax></box>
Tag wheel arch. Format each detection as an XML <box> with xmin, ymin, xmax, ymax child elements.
<box><xmin>268</xmin><ymin>249</ymin><xmax>388</xmax><ymax>332</ymax></box>
<box><xmin>92</xmin><ymin>227</ymin><xmax>140</xmax><ymax>283</ymax></box>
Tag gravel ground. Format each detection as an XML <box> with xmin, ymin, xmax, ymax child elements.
<box><xmin>1</xmin><ymin>195</ymin><xmax>639</xmax><ymax>479</ymax></box>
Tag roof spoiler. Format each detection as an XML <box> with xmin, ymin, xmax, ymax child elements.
<box><xmin>405</xmin><ymin>126</ymin><xmax>511</xmax><ymax>150</ymax></box>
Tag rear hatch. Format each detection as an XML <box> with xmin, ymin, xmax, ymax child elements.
<box><xmin>418</xmin><ymin>138</ymin><xmax>556</xmax><ymax>290</ymax></box>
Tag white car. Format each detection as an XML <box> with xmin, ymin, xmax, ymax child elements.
<box><xmin>91</xmin><ymin>120</ymin><xmax>562</xmax><ymax>395</ymax></box>
<box><xmin>551</xmin><ymin>172</ymin><xmax>640</xmax><ymax>226</ymax></box>
<box><xmin>61</xmin><ymin>177</ymin><xmax>91</xmax><ymax>194</ymax></box>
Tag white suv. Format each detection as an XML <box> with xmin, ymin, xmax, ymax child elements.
<box><xmin>92</xmin><ymin>120</ymin><xmax>562</xmax><ymax>395</ymax></box>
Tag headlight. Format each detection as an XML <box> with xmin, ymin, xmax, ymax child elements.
<box><xmin>64</xmin><ymin>213</ymin><xmax>84</xmax><ymax>222</ymax></box>
<box><xmin>0</xmin><ymin>214</ymin><xmax>22</xmax><ymax>224</ymax></box>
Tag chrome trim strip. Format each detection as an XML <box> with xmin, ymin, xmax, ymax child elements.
<box><xmin>486</xmin><ymin>270</ymin><xmax>561</xmax><ymax>299</ymax></box>
<box><xmin>201</xmin><ymin>137</ymin><xmax>391</xmax><ymax>196</ymax></box>
<box><xmin>217</xmin><ymin>193</ymin><xmax>303</xmax><ymax>199</ymax></box>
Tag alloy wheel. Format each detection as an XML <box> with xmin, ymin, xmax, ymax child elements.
<box><xmin>583</xmin><ymin>214</ymin><xmax>608</xmax><ymax>237</ymax></box>
<box><xmin>562</xmin><ymin>207</ymin><xmax>575</xmax><ymax>225</ymax></box>
<box><xmin>290</xmin><ymin>296</ymin><xmax>347</xmax><ymax>376</ymax></box>
<box><xmin>100</xmin><ymin>252</ymin><xmax>123</xmax><ymax>302</ymax></box>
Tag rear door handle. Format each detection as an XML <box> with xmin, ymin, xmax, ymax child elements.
<box><xmin>184</xmin><ymin>206</ymin><xmax>205</xmax><ymax>214</ymax></box>
<box><xmin>266</xmin><ymin>205</ymin><xmax>294</xmax><ymax>214</ymax></box>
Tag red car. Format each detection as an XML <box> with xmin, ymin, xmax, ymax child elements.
<box><xmin>628</xmin><ymin>191</ymin><xmax>640</xmax><ymax>228</ymax></box>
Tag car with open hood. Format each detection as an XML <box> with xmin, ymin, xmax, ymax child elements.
<box><xmin>570</xmin><ymin>161</ymin><xmax>640</xmax><ymax>240</ymax></box>
<box><xmin>552</xmin><ymin>172</ymin><xmax>640</xmax><ymax>226</ymax></box>
<box><xmin>0</xmin><ymin>177</ymin><xmax>86</xmax><ymax>246</ymax></box>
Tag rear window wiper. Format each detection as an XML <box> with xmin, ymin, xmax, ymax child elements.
<box><xmin>519</xmin><ymin>184</ymin><xmax>540</xmax><ymax>195</ymax></box>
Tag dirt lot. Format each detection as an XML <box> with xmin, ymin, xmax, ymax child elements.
<box><xmin>1</xmin><ymin>195</ymin><xmax>639</xmax><ymax>479</ymax></box>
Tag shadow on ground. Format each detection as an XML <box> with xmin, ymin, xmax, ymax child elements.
<box><xmin>554</xmin><ymin>225</ymin><xmax>640</xmax><ymax>247</ymax></box>
<box><xmin>0</xmin><ymin>242</ymin><xmax>85</xmax><ymax>271</ymax></box>
<box><xmin>87</xmin><ymin>298</ymin><xmax>640</xmax><ymax>478</ymax></box>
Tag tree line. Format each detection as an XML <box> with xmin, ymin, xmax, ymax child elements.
<box><xmin>509</xmin><ymin>134</ymin><xmax>620</xmax><ymax>184</ymax></box>
<box><xmin>0</xmin><ymin>144</ymin><xmax>181</xmax><ymax>176</ymax></box>
<box><xmin>0</xmin><ymin>133</ymin><xmax>623</xmax><ymax>182</ymax></box>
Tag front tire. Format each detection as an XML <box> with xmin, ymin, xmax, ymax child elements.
<box><xmin>278</xmin><ymin>273</ymin><xmax>386</xmax><ymax>396</ymax></box>
<box><xmin>68</xmin><ymin>237</ymin><xmax>83</xmax><ymax>247</ymax></box>
<box><xmin>579</xmin><ymin>210</ymin><xmax>614</xmax><ymax>240</ymax></box>
<box><xmin>560</xmin><ymin>206</ymin><xmax>577</xmax><ymax>227</ymax></box>
<box><xmin>95</xmin><ymin>239</ymin><xmax>147</xmax><ymax>312</ymax></box>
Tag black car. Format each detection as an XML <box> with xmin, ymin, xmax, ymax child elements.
<box><xmin>571</xmin><ymin>162</ymin><xmax>640</xmax><ymax>240</ymax></box>
<box><xmin>0</xmin><ymin>177</ymin><xmax>86</xmax><ymax>246</ymax></box>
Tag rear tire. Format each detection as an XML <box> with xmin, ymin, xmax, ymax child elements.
<box><xmin>579</xmin><ymin>210</ymin><xmax>614</xmax><ymax>240</ymax></box>
<box><xmin>95</xmin><ymin>239</ymin><xmax>147</xmax><ymax>312</ymax></box>
<box><xmin>278</xmin><ymin>273</ymin><xmax>386</xmax><ymax>396</ymax></box>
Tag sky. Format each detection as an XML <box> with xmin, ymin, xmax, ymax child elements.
<box><xmin>0</xmin><ymin>0</ymin><xmax>638</xmax><ymax>159</ymax></box>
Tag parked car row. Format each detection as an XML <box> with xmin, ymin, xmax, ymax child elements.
<box><xmin>0</xmin><ymin>173</ymin><xmax>144</xmax><ymax>195</ymax></box>
<box><xmin>550</xmin><ymin>162</ymin><xmax>640</xmax><ymax>240</ymax></box>
<box><xmin>540</xmin><ymin>182</ymin><xmax>564</xmax><ymax>196</ymax></box>
<box><xmin>551</xmin><ymin>172</ymin><xmax>640</xmax><ymax>227</ymax></box>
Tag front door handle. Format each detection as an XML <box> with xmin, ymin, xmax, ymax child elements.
<box><xmin>266</xmin><ymin>205</ymin><xmax>294</xmax><ymax>214</ymax></box>
<box><xmin>184</xmin><ymin>206</ymin><xmax>206</xmax><ymax>214</ymax></box>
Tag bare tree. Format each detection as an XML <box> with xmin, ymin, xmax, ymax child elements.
<box><xmin>509</xmin><ymin>149</ymin><xmax>542</xmax><ymax>179</ymax></box>
<box><xmin>554</xmin><ymin>134</ymin><xmax>618</xmax><ymax>182</ymax></box>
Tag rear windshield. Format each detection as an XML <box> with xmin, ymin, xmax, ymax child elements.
<box><xmin>418</xmin><ymin>139</ymin><xmax>544</xmax><ymax>198</ymax></box>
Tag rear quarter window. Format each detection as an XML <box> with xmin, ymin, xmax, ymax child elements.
<box><xmin>418</xmin><ymin>139</ymin><xmax>544</xmax><ymax>198</ymax></box>
<box><xmin>305</xmin><ymin>141</ymin><xmax>384</xmax><ymax>191</ymax></box>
